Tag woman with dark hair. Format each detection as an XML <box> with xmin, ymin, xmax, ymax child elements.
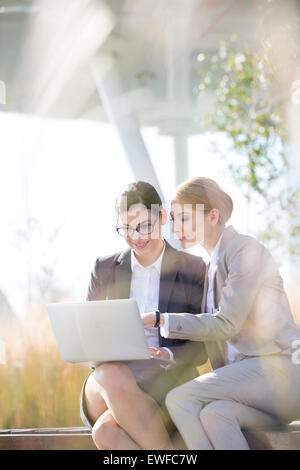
<box><xmin>142</xmin><ymin>176</ymin><xmax>300</xmax><ymax>450</ymax></box>
<box><xmin>80</xmin><ymin>180</ymin><xmax>208</xmax><ymax>450</ymax></box>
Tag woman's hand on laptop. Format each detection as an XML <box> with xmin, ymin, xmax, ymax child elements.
<box><xmin>149</xmin><ymin>347</ymin><xmax>170</xmax><ymax>360</ymax></box>
<box><xmin>141</xmin><ymin>311</ymin><xmax>156</xmax><ymax>327</ymax></box>
<box><xmin>141</xmin><ymin>311</ymin><xmax>165</xmax><ymax>327</ymax></box>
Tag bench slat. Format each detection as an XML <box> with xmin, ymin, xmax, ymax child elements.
<box><xmin>0</xmin><ymin>424</ymin><xmax>300</xmax><ymax>450</ymax></box>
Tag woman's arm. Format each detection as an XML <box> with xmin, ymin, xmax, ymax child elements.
<box><xmin>142</xmin><ymin>240</ymin><xmax>272</xmax><ymax>342</ymax></box>
<box><xmin>86</xmin><ymin>256</ymin><xmax>113</xmax><ymax>301</ymax></box>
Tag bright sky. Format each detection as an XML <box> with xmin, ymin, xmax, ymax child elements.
<box><xmin>0</xmin><ymin>111</ymin><xmax>283</xmax><ymax>318</ymax></box>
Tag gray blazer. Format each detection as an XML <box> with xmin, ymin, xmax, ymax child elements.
<box><xmin>167</xmin><ymin>225</ymin><xmax>300</xmax><ymax>369</ymax></box>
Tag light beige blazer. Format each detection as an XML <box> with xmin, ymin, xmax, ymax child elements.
<box><xmin>167</xmin><ymin>225</ymin><xmax>300</xmax><ymax>369</ymax></box>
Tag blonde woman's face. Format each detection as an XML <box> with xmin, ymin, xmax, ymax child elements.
<box><xmin>170</xmin><ymin>202</ymin><xmax>206</xmax><ymax>249</ymax></box>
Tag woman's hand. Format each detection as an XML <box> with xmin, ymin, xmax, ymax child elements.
<box><xmin>141</xmin><ymin>311</ymin><xmax>165</xmax><ymax>328</ymax></box>
<box><xmin>141</xmin><ymin>311</ymin><xmax>156</xmax><ymax>327</ymax></box>
<box><xmin>149</xmin><ymin>347</ymin><xmax>170</xmax><ymax>360</ymax></box>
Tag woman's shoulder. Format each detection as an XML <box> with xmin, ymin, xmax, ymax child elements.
<box><xmin>92</xmin><ymin>249</ymin><xmax>130</xmax><ymax>270</ymax></box>
<box><xmin>224</xmin><ymin>225</ymin><xmax>267</xmax><ymax>251</ymax></box>
<box><xmin>223</xmin><ymin>226</ymin><xmax>276</xmax><ymax>268</ymax></box>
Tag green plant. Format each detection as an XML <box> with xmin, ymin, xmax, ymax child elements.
<box><xmin>195</xmin><ymin>33</ymin><xmax>300</xmax><ymax>260</ymax></box>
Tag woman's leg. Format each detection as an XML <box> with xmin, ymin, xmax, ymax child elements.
<box><xmin>200</xmin><ymin>399</ymin><xmax>280</xmax><ymax>450</ymax></box>
<box><xmin>92</xmin><ymin>410</ymin><xmax>141</xmax><ymax>450</ymax></box>
<box><xmin>166</xmin><ymin>388</ymin><xmax>213</xmax><ymax>449</ymax></box>
<box><xmin>84</xmin><ymin>371</ymin><xmax>108</xmax><ymax>424</ymax></box>
<box><xmin>92</xmin><ymin>361</ymin><xmax>174</xmax><ymax>450</ymax></box>
<box><xmin>84</xmin><ymin>367</ymin><xmax>165</xmax><ymax>450</ymax></box>
<box><xmin>166</xmin><ymin>355</ymin><xmax>300</xmax><ymax>450</ymax></box>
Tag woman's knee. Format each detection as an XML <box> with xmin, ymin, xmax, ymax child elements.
<box><xmin>93</xmin><ymin>362</ymin><xmax>137</xmax><ymax>399</ymax></box>
<box><xmin>92</xmin><ymin>410</ymin><xmax>117</xmax><ymax>449</ymax></box>
<box><xmin>165</xmin><ymin>385</ymin><xmax>187</xmax><ymax>413</ymax></box>
<box><xmin>200</xmin><ymin>400</ymin><xmax>236</xmax><ymax>428</ymax></box>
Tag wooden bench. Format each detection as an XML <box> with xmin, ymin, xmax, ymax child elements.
<box><xmin>243</xmin><ymin>421</ymin><xmax>300</xmax><ymax>450</ymax></box>
<box><xmin>0</xmin><ymin>422</ymin><xmax>300</xmax><ymax>450</ymax></box>
<box><xmin>0</xmin><ymin>427</ymin><xmax>97</xmax><ymax>450</ymax></box>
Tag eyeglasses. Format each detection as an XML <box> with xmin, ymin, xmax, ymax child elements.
<box><xmin>116</xmin><ymin>217</ymin><xmax>159</xmax><ymax>238</ymax></box>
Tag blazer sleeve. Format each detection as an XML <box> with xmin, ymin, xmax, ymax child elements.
<box><xmin>165</xmin><ymin>239</ymin><xmax>273</xmax><ymax>342</ymax></box>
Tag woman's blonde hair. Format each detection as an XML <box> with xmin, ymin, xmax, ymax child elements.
<box><xmin>173</xmin><ymin>177</ymin><xmax>233</xmax><ymax>225</ymax></box>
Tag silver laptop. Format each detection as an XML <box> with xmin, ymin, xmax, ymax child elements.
<box><xmin>46</xmin><ymin>298</ymin><xmax>175</xmax><ymax>368</ymax></box>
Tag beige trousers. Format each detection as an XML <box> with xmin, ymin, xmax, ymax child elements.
<box><xmin>165</xmin><ymin>355</ymin><xmax>300</xmax><ymax>450</ymax></box>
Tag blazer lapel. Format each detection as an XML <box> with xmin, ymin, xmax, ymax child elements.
<box><xmin>212</xmin><ymin>266</ymin><xmax>219</xmax><ymax>308</ymax></box>
<box><xmin>113</xmin><ymin>248</ymin><xmax>132</xmax><ymax>299</ymax></box>
<box><xmin>201</xmin><ymin>262</ymin><xmax>209</xmax><ymax>313</ymax></box>
<box><xmin>202</xmin><ymin>261</ymin><xmax>226</xmax><ymax>370</ymax></box>
<box><xmin>217</xmin><ymin>225</ymin><xmax>238</xmax><ymax>260</ymax></box>
<box><xmin>158</xmin><ymin>241</ymin><xmax>180</xmax><ymax>313</ymax></box>
<box><xmin>213</xmin><ymin>225</ymin><xmax>237</xmax><ymax>306</ymax></box>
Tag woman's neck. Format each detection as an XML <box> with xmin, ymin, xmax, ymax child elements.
<box><xmin>203</xmin><ymin>226</ymin><xmax>225</xmax><ymax>257</ymax></box>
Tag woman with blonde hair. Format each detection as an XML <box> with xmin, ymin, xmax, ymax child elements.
<box><xmin>142</xmin><ymin>176</ymin><xmax>300</xmax><ymax>450</ymax></box>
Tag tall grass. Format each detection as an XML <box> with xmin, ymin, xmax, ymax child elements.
<box><xmin>0</xmin><ymin>287</ymin><xmax>299</xmax><ymax>430</ymax></box>
<box><xmin>0</xmin><ymin>304</ymin><xmax>90</xmax><ymax>429</ymax></box>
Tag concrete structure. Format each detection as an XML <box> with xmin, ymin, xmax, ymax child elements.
<box><xmin>0</xmin><ymin>0</ymin><xmax>264</xmax><ymax>194</ymax></box>
<box><xmin>1</xmin><ymin>0</ymin><xmax>299</xmax><ymax>187</ymax></box>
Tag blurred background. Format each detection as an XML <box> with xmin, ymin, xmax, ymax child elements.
<box><xmin>0</xmin><ymin>0</ymin><xmax>300</xmax><ymax>429</ymax></box>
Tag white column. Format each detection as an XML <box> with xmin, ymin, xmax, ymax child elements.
<box><xmin>91</xmin><ymin>54</ymin><xmax>165</xmax><ymax>203</ymax></box>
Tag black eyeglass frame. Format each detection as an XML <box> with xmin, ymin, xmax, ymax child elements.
<box><xmin>116</xmin><ymin>212</ymin><xmax>161</xmax><ymax>238</ymax></box>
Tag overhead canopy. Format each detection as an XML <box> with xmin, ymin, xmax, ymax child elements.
<box><xmin>0</xmin><ymin>0</ymin><xmax>259</xmax><ymax>126</ymax></box>
<box><xmin>1</xmin><ymin>0</ymin><xmax>299</xmax><ymax>187</ymax></box>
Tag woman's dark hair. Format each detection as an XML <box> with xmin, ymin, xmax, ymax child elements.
<box><xmin>115</xmin><ymin>181</ymin><xmax>162</xmax><ymax>215</ymax></box>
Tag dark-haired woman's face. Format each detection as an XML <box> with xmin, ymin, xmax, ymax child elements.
<box><xmin>117</xmin><ymin>205</ymin><xmax>164</xmax><ymax>256</ymax></box>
